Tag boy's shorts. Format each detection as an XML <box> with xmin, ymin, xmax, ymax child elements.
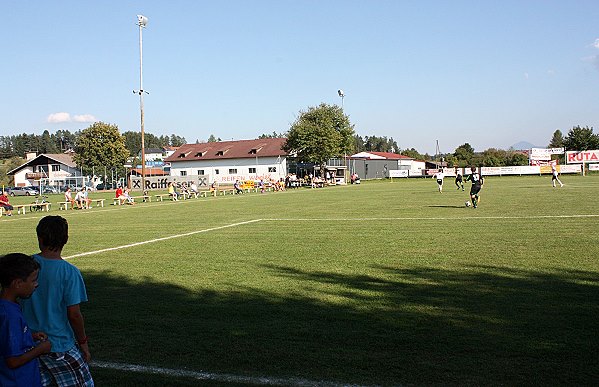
<box><xmin>39</xmin><ymin>345</ymin><xmax>94</xmax><ymax>387</ymax></box>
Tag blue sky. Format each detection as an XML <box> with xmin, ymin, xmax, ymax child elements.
<box><xmin>2</xmin><ymin>0</ymin><xmax>599</xmax><ymax>154</ymax></box>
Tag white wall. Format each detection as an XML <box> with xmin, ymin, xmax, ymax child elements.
<box><xmin>169</xmin><ymin>156</ymin><xmax>287</xmax><ymax>183</ymax></box>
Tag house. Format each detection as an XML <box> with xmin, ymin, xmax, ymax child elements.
<box><xmin>163</xmin><ymin>146</ymin><xmax>179</xmax><ymax>159</ymax></box>
<box><xmin>349</xmin><ymin>151</ymin><xmax>426</xmax><ymax>179</ymax></box>
<box><xmin>164</xmin><ymin>138</ymin><xmax>289</xmax><ymax>184</ymax></box>
<box><xmin>141</xmin><ymin>148</ymin><xmax>165</xmax><ymax>162</ymax></box>
<box><xmin>7</xmin><ymin>153</ymin><xmax>83</xmax><ymax>188</ymax></box>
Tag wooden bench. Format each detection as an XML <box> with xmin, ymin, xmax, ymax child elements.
<box><xmin>94</xmin><ymin>198</ymin><xmax>105</xmax><ymax>208</ymax></box>
<box><xmin>131</xmin><ymin>195</ymin><xmax>151</xmax><ymax>203</ymax></box>
<box><xmin>15</xmin><ymin>202</ymin><xmax>51</xmax><ymax>214</ymax></box>
<box><xmin>155</xmin><ymin>193</ymin><xmax>184</xmax><ymax>202</ymax></box>
<box><xmin>58</xmin><ymin>201</ymin><xmax>72</xmax><ymax>210</ymax></box>
<box><xmin>219</xmin><ymin>189</ymin><xmax>235</xmax><ymax>195</ymax></box>
<box><xmin>113</xmin><ymin>197</ymin><xmax>123</xmax><ymax>206</ymax></box>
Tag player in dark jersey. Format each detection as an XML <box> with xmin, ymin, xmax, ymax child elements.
<box><xmin>466</xmin><ymin>166</ymin><xmax>483</xmax><ymax>208</ymax></box>
<box><xmin>454</xmin><ymin>167</ymin><xmax>464</xmax><ymax>191</ymax></box>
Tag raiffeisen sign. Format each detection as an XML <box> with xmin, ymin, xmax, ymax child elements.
<box><xmin>566</xmin><ymin>150</ymin><xmax>599</xmax><ymax>163</ymax></box>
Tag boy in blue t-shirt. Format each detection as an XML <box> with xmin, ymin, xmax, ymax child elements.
<box><xmin>0</xmin><ymin>253</ymin><xmax>52</xmax><ymax>386</ymax></box>
<box><xmin>21</xmin><ymin>215</ymin><xmax>94</xmax><ymax>386</ymax></box>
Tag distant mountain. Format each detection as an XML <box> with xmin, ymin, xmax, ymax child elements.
<box><xmin>510</xmin><ymin>141</ymin><xmax>540</xmax><ymax>150</ymax></box>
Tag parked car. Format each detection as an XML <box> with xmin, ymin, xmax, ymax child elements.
<box><xmin>41</xmin><ymin>186</ymin><xmax>59</xmax><ymax>194</ymax></box>
<box><xmin>95</xmin><ymin>183</ymin><xmax>114</xmax><ymax>190</ymax></box>
<box><xmin>8</xmin><ymin>187</ymin><xmax>39</xmax><ymax>196</ymax></box>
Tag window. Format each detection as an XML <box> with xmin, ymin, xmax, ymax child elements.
<box><xmin>51</xmin><ymin>165</ymin><xmax>60</xmax><ymax>172</ymax></box>
<box><xmin>180</xmin><ymin>171</ymin><xmax>187</xmax><ymax>176</ymax></box>
<box><xmin>229</xmin><ymin>169</ymin><xmax>237</xmax><ymax>174</ymax></box>
<box><xmin>197</xmin><ymin>170</ymin><xmax>204</xmax><ymax>175</ymax></box>
<box><xmin>249</xmin><ymin>168</ymin><xmax>256</xmax><ymax>174</ymax></box>
<box><xmin>215</xmin><ymin>169</ymin><xmax>220</xmax><ymax>175</ymax></box>
<box><xmin>268</xmin><ymin>167</ymin><xmax>277</xmax><ymax>172</ymax></box>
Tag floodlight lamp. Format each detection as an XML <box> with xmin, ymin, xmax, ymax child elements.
<box><xmin>338</xmin><ymin>89</ymin><xmax>344</xmax><ymax>97</ymax></box>
<box><xmin>137</xmin><ymin>15</ymin><xmax>148</xmax><ymax>27</ymax></box>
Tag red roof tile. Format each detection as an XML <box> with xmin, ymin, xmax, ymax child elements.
<box><xmin>165</xmin><ymin>138</ymin><xmax>288</xmax><ymax>162</ymax></box>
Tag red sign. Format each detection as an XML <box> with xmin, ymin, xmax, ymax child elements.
<box><xmin>566</xmin><ymin>150</ymin><xmax>599</xmax><ymax>163</ymax></box>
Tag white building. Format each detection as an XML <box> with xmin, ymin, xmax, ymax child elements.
<box><xmin>349</xmin><ymin>151</ymin><xmax>426</xmax><ymax>178</ymax></box>
<box><xmin>7</xmin><ymin>153</ymin><xmax>82</xmax><ymax>188</ymax></box>
<box><xmin>164</xmin><ymin>138</ymin><xmax>289</xmax><ymax>184</ymax></box>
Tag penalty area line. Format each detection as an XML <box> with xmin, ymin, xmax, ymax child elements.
<box><xmin>64</xmin><ymin>219</ymin><xmax>262</xmax><ymax>260</ymax></box>
<box><xmin>91</xmin><ymin>360</ymin><xmax>363</xmax><ymax>387</ymax></box>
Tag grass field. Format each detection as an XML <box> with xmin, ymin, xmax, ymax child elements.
<box><xmin>2</xmin><ymin>175</ymin><xmax>599</xmax><ymax>386</ymax></box>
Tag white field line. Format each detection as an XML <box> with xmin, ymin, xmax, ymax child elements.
<box><xmin>92</xmin><ymin>360</ymin><xmax>368</xmax><ymax>387</ymax></box>
<box><xmin>264</xmin><ymin>214</ymin><xmax>599</xmax><ymax>221</ymax></box>
<box><xmin>64</xmin><ymin>219</ymin><xmax>262</xmax><ymax>260</ymax></box>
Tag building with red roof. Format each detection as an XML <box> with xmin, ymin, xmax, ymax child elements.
<box><xmin>164</xmin><ymin>138</ymin><xmax>289</xmax><ymax>183</ymax></box>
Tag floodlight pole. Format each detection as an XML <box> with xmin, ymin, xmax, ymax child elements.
<box><xmin>338</xmin><ymin>89</ymin><xmax>345</xmax><ymax>109</ymax></box>
<box><xmin>137</xmin><ymin>15</ymin><xmax>148</xmax><ymax>191</ymax></box>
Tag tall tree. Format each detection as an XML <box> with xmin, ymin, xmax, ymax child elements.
<box><xmin>454</xmin><ymin>143</ymin><xmax>475</xmax><ymax>165</ymax></box>
<box><xmin>207</xmin><ymin>134</ymin><xmax>221</xmax><ymax>142</ymax></box>
<box><xmin>353</xmin><ymin>135</ymin><xmax>365</xmax><ymax>153</ymax></box>
<box><xmin>283</xmin><ymin>103</ymin><xmax>354</xmax><ymax>176</ymax></box>
<box><xmin>400</xmin><ymin>148</ymin><xmax>424</xmax><ymax>160</ymax></box>
<box><xmin>258</xmin><ymin>131</ymin><xmax>285</xmax><ymax>139</ymax></box>
<box><xmin>170</xmin><ymin>134</ymin><xmax>186</xmax><ymax>146</ymax></box>
<box><xmin>73</xmin><ymin>122</ymin><xmax>129</xmax><ymax>175</ymax></box>
<box><xmin>562</xmin><ymin>126</ymin><xmax>599</xmax><ymax>151</ymax></box>
<box><xmin>548</xmin><ymin>129</ymin><xmax>564</xmax><ymax>148</ymax></box>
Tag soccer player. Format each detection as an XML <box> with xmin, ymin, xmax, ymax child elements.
<box><xmin>551</xmin><ymin>165</ymin><xmax>564</xmax><ymax>188</ymax></box>
<box><xmin>466</xmin><ymin>166</ymin><xmax>484</xmax><ymax>208</ymax></box>
<box><xmin>433</xmin><ymin>170</ymin><xmax>444</xmax><ymax>193</ymax></box>
<box><xmin>454</xmin><ymin>167</ymin><xmax>464</xmax><ymax>191</ymax></box>
<box><xmin>21</xmin><ymin>216</ymin><xmax>94</xmax><ymax>386</ymax></box>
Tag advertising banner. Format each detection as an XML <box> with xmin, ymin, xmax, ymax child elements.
<box><xmin>389</xmin><ymin>170</ymin><xmax>408</xmax><ymax>178</ymax></box>
<box><xmin>589</xmin><ymin>164</ymin><xmax>599</xmax><ymax>171</ymax></box>
<box><xmin>566</xmin><ymin>150</ymin><xmax>599</xmax><ymax>164</ymax></box>
<box><xmin>530</xmin><ymin>148</ymin><xmax>564</xmax><ymax>161</ymax></box>
<box><xmin>130</xmin><ymin>175</ymin><xmax>209</xmax><ymax>191</ymax></box>
<box><xmin>481</xmin><ymin>166</ymin><xmax>540</xmax><ymax>176</ymax></box>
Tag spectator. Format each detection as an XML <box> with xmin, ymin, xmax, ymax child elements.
<box><xmin>83</xmin><ymin>188</ymin><xmax>92</xmax><ymax>208</ymax></box>
<box><xmin>0</xmin><ymin>190</ymin><xmax>14</xmax><ymax>216</ymax></box>
<box><xmin>64</xmin><ymin>187</ymin><xmax>79</xmax><ymax>209</ymax></box>
<box><xmin>115</xmin><ymin>186</ymin><xmax>126</xmax><ymax>205</ymax></box>
<box><xmin>0</xmin><ymin>253</ymin><xmax>52</xmax><ymax>387</ymax></box>
<box><xmin>168</xmin><ymin>182</ymin><xmax>179</xmax><ymax>201</ymax></box>
<box><xmin>190</xmin><ymin>182</ymin><xmax>199</xmax><ymax>196</ymax></box>
<box><xmin>21</xmin><ymin>216</ymin><xmax>94</xmax><ymax>386</ymax></box>
<box><xmin>234</xmin><ymin>180</ymin><xmax>243</xmax><ymax>194</ymax></box>
<box><xmin>75</xmin><ymin>188</ymin><xmax>87</xmax><ymax>209</ymax></box>
<box><xmin>259</xmin><ymin>179</ymin><xmax>265</xmax><ymax>193</ymax></box>
<box><xmin>123</xmin><ymin>188</ymin><xmax>135</xmax><ymax>205</ymax></box>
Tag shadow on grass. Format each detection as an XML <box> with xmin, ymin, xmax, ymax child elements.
<box><xmin>85</xmin><ymin>265</ymin><xmax>599</xmax><ymax>386</ymax></box>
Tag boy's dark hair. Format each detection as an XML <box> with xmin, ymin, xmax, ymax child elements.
<box><xmin>0</xmin><ymin>253</ymin><xmax>40</xmax><ymax>288</ymax></box>
<box><xmin>37</xmin><ymin>215</ymin><xmax>69</xmax><ymax>251</ymax></box>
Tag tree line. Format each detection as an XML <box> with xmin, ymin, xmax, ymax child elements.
<box><xmin>0</xmin><ymin>129</ymin><xmax>186</xmax><ymax>160</ymax></box>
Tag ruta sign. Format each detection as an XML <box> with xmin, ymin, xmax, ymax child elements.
<box><xmin>566</xmin><ymin>150</ymin><xmax>599</xmax><ymax>164</ymax></box>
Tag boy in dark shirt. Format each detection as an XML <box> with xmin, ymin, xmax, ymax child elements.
<box><xmin>0</xmin><ymin>253</ymin><xmax>52</xmax><ymax>386</ymax></box>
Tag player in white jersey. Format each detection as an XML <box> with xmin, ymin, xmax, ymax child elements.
<box><xmin>433</xmin><ymin>170</ymin><xmax>444</xmax><ymax>193</ymax></box>
<box><xmin>551</xmin><ymin>165</ymin><xmax>564</xmax><ymax>188</ymax></box>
